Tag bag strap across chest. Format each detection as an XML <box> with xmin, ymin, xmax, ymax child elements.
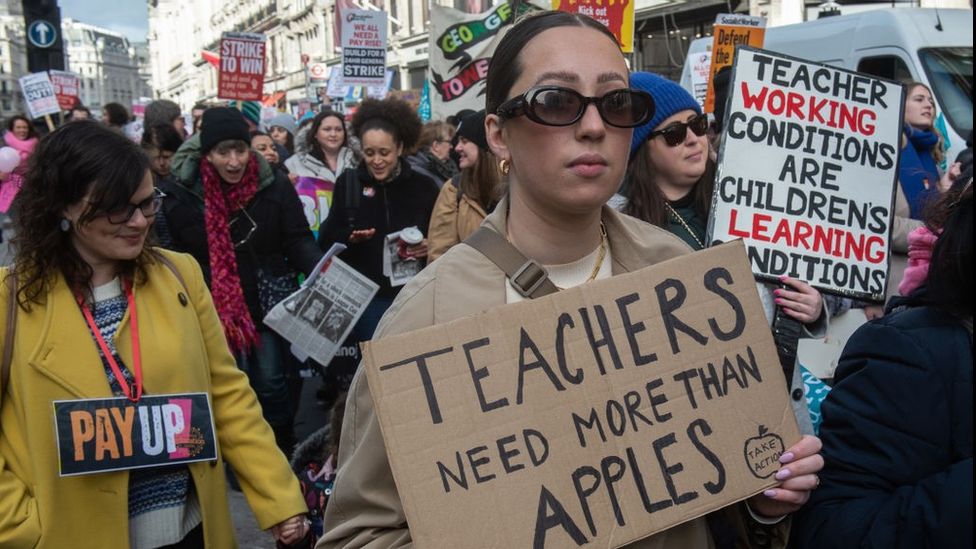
<box><xmin>463</xmin><ymin>227</ymin><xmax>558</xmax><ymax>299</ymax></box>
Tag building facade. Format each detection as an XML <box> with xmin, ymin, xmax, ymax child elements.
<box><xmin>0</xmin><ymin>0</ymin><xmax>27</xmax><ymax>119</ymax></box>
<box><xmin>148</xmin><ymin>0</ymin><xmax>452</xmax><ymax>112</ymax></box>
<box><xmin>148</xmin><ymin>0</ymin><xmax>971</xmax><ymax>112</ymax></box>
<box><xmin>62</xmin><ymin>18</ymin><xmax>151</xmax><ymax>112</ymax></box>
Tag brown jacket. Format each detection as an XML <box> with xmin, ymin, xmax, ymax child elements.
<box><xmin>426</xmin><ymin>178</ymin><xmax>487</xmax><ymax>262</ymax></box>
<box><xmin>319</xmin><ymin>201</ymin><xmax>790</xmax><ymax>548</ymax></box>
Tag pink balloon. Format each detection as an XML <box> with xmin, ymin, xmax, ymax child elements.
<box><xmin>0</xmin><ymin>147</ymin><xmax>19</xmax><ymax>173</ymax></box>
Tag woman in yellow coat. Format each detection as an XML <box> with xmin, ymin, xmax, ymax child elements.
<box><xmin>0</xmin><ymin>121</ymin><xmax>309</xmax><ymax>548</ymax></box>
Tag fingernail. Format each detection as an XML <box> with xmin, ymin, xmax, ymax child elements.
<box><xmin>764</xmin><ymin>489</ymin><xmax>777</xmax><ymax>497</ymax></box>
<box><xmin>779</xmin><ymin>452</ymin><xmax>795</xmax><ymax>463</ymax></box>
<box><xmin>775</xmin><ymin>468</ymin><xmax>791</xmax><ymax>480</ymax></box>
<box><xmin>773</xmin><ymin>289</ymin><xmax>781</xmax><ymax>296</ymax></box>
<box><xmin>774</xmin><ymin>298</ymin><xmax>782</xmax><ymax>304</ymax></box>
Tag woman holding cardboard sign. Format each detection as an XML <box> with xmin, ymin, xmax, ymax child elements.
<box><xmin>320</xmin><ymin>11</ymin><xmax>823</xmax><ymax>549</ymax></box>
<box><xmin>0</xmin><ymin>121</ymin><xmax>309</xmax><ymax>547</ymax></box>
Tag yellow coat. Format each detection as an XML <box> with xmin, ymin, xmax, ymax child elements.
<box><xmin>0</xmin><ymin>249</ymin><xmax>306</xmax><ymax>548</ymax></box>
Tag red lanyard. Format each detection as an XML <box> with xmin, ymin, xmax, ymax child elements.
<box><xmin>77</xmin><ymin>279</ymin><xmax>143</xmax><ymax>402</ymax></box>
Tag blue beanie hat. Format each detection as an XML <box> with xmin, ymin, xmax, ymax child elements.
<box><xmin>629</xmin><ymin>72</ymin><xmax>702</xmax><ymax>156</ymax></box>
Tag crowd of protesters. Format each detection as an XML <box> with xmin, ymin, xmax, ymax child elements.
<box><xmin>0</xmin><ymin>8</ymin><xmax>970</xmax><ymax>549</ymax></box>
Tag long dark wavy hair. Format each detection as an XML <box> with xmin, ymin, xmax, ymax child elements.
<box><xmin>623</xmin><ymin>140</ymin><xmax>716</xmax><ymax>228</ymax></box>
<box><xmin>8</xmin><ymin>120</ymin><xmax>153</xmax><ymax>309</ymax></box>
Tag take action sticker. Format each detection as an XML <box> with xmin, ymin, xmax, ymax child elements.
<box><xmin>53</xmin><ymin>392</ymin><xmax>217</xmax><ymax>477</ymax></box>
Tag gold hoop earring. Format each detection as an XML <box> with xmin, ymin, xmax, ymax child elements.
<box><xmin>499</xmin><ymin>159</ymin><xmax>510</xmax><ymax>176</ymax></box>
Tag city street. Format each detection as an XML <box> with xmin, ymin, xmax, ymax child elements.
<box><xmin>222</xmin><ymin>366</ymin><xmax>330</xmax><ymax>546</ymax></box>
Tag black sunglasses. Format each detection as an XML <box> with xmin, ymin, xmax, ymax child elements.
<box><xmin>647</xmin><ymin>113</ymin><xmax>709</xmax><ymax>146</ymax></box>
<box><xmin>497</xmin><ymin>86</ymin><xmax>655</xmax><ymax>128</ymax></box>
<box><xmin>102</xmin><ymin>188</ymin><xmax>166</xmax><ymax>224</ymax></box>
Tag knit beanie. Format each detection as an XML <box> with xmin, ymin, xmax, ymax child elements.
<box><xmin>200</xmin><ymin>107</ymin><xmax>251</xmax><ymax>154</ymax></box>
<box><xmin>629</xmin><ymin>72</ymin><xmax>702</xmax><ymax>156</ymax></box>
<box><xmin>455</xmin><ymin>110</ymin><xmax>488</xmax><ymax>151</ymax></box>
<box><xmin>265</xmin><ymin>112</ymin><xmax>298</xmax><ymax>135</ymax></box>
<box><xmin>240</xmin><ymin>101</ymin><xmax>262</xmax><ymax>127</ymax></box>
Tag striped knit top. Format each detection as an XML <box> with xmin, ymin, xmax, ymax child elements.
<box><xmin>88</xmin><ymin>278</ymin><xmax>202</xmax><ymax>549</ymax></box>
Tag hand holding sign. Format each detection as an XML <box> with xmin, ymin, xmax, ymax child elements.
<box><xmin>773</xmin><ymin>276</ymin><xmax>824</xmax><ymax>324</ymax></box>
<box><xmin>749</xmin><ymin>434</ymin><xmax>824</xmax><ymax>516</ymax></box>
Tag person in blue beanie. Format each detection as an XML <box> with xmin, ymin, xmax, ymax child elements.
<box><xmin>622</xmin><ymin>71</ymin><xmax>828</xmax><ymax>437</ymax></box>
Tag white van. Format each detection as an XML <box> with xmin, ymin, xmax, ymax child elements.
<box><xmin>680</xmin><ymin>8</ymin><xmax>973</xmax><ymax>161</ymax></box>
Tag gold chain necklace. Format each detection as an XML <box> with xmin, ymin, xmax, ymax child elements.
<box><xmin>664</xmin><ymin>202</ymin><xmax>704</xmax><ymax>250</ymax></box>
<box><xmin>506</xmin><ymin>222</ymin><xmax>608</xmax><ymax>290</ymax></box>
<box><xmin>555</xmin><ymin>223</ymin><xmax>607</xmax><ymax>289</ymax></box>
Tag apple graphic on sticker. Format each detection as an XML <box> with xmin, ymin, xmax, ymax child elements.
<box><xmin>744</xmin><ymin>425</ymin><xmax>785</xmax><ymax>479</ymax></box>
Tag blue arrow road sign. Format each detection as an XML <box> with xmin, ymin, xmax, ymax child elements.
<box><xmin>28</xmin><ymin>20</ymin><xmax>58</xmax><ymax>48</ymax></box>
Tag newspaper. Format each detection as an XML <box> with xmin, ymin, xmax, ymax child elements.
<box><xmin>382</xmin><ymin>229</ymin><xmax>423</xmax><ymax>287</ymax></box>
<box><xmin>263</xmin><ymin>244</ymin><xmax>379</xmax><ymax>367</ymax></box>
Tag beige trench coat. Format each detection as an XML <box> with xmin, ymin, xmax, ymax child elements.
<box><xmin>319</xmin><ymin>200</ymin><xmax>791</xmax><ymax>549</ymax></box>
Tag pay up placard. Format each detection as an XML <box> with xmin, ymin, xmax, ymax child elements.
<box><xmin>707</xmin><ymin>47</ymin><xmax>903</xmax><ymax>300</ymax></box>
<box><xmin>54</xmin><ymin>393</ymin><xmax>217</xmax><ymax>476</ymax></box>
<box><xmin>218</xmin><ymin>32</ymin><xmax>267</xmax><ymax>101</ymax></box>
<box><xmin>364</xmin><ymin>241</ymin><xmax>800</xmax><ymax>548</ymax></box>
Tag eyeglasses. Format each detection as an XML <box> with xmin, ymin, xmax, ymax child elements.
<box><xmin>647</xmin><ymin>113</ymin><xmax>709</xmax><ymax>146</ymax></box>
<box><xmin>102</xmin><ymin>188</ymin><xmax>166</xmax><ymax>224</ymax></box>
<box><xmin>496</xmin><ymin>86</ymin><xmax>655</xmax><ymax>128</ymax></box>
<box><xmin>229</xmin><ymin>206</ymin><xmax>257</xmax><ymax>248</ymax></box>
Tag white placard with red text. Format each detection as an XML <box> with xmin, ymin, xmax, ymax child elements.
<box><xmin>707</xmin><ymin>47</ymin><xmax>904</xmax><ymax>301</ymax></box>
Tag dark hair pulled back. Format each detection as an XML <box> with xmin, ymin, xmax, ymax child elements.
<box><xmin>485</xmin><ymin>11</ymin><xmax>620</xmax><ymax>115</ymax></box>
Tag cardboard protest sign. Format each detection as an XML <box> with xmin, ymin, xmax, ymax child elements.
<box><xmin>427</xmin><ymin>3</ymin><xmax>517</xmax><ymax>119</ymax></box>
<box><xmin>48</xmin><ymin>70</ymin><xmax>80</xmax><ymax>110</ymax></box>
<box><xmin>363</xmin><ymin>241</ymin><xmax>800</xmax><ymax>548</ymax></box>
<box><xmin>341</xmin><ymin>9</ymin><xmax>387</xmax><ymax>86</ymax></box>
<box><xmin>708</xmin><ymin>48</ymin><xmax>903</xmax><ymax>300</ymax></box>
<box><xmin>552</xmin><ymin>0</ymin><xmax>635</xmax><ymax>53</ymax></box>
<box><xmin>54</xmin><ymin>393</ymin><xmax>217</xmax><ymax>477</ymax></box>
<box><xmin>704</xmin><ymin>14</ymin><xmax>765</xmax><ymax>113</ymax></box>
<box><xmin>218</xmin><ymin>32</ymin><xmax>267</xmax><ymax>101</ymax></box>
<box><xmin>18</xmin><ymin>72</ymin><xmax>60</xmax><ymax>119</ymax></box>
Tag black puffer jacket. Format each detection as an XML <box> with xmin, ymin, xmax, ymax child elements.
<box><xmin>318</xmin><ymin>159</ymin><xmax>439</xmax><ymax>298</ymax></box>
<box><xmin>792</xmin><ymin>297</ymin><xmax>973</xmax><ymax>549</ymax></box>
<box><xmin>163</xmin><ymin>135</ymin><xmax>321</xmax><ymax>323</ymax></box>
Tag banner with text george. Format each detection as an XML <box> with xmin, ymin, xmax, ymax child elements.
<box><xmin>428</xmin><ymin>2</ymin><xmax>519</xmax><ymax>120</ymax></box>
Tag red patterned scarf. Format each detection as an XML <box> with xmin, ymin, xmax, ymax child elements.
<box><xmin>200</xmin><ymin>154</ymin><xmax>260</xmax><ymax>354</ymax></box>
